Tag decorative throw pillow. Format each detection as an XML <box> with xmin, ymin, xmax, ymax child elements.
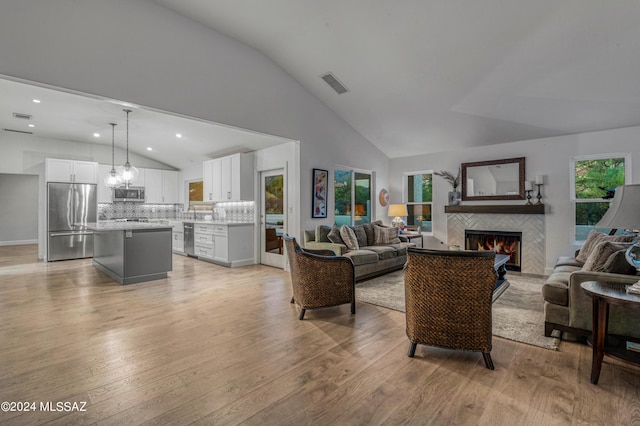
<box><xmin>602</xmin><ymin>249</ymin><xmax>638</xmax><ymax>275</ymax></box>
<box><xmin>575</xmin><ymin>230</ymin><xmax>634</xmax><ymax>262</ymax></box>
<box><xmin>315</xmin><ymin>224</ymin><xmax>332</xmax><ymax>243</ymax></box>
<box><xmin>582</xmin><ymin>241</ymin><xmax>631</xmax><ymax>272</ymax></box>
<box><xmin>352</xmin><ymin>225</ymin><xmax>368</xmax><ymax>248</ymax></box>
<box><xmin>363</xmin><ymin>220</ymin><xmax>384</xmax><ymax>246</ymax></box>
<box><xmin>327</xmin><ymin>225</ymin><xmax>343</xmax><ymax>245</ymax></box>
<box><xmin>373</xmin><ymin>225</ymin><xmax>401</xmax><ymax>245</ymax></box>
<box><xmin>340</xmin><ymin>225</ymin><xmax>359</xmax><ymax>250</ymax></box>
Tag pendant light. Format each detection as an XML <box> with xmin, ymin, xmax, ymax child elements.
<box><xmin>116</xmin><ymin>108</ymin><xmax>139</xmax><ymax>187</ymax></box>
<box><xmin>103</xmin><ymin>123</ymin><xmax>121</xmax><ymax>187</ymax></box>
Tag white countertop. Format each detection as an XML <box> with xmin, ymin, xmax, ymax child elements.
<box><xmin>167</xmin><ymin>220</ymin><xmax>254</xmax><ymax>227</ymax></box>
<box><xmin>85</xmin><ymin>222</ymin><xmax>174</xmax><ymax>231</ymax></box>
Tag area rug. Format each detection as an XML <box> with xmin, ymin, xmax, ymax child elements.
<box><xmin>356</xmin><ymin>270</ymin><xmax>561</xmax><ymax>350</ymax></box>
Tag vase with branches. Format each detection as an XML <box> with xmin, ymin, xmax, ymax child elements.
<box><xmin>434</xmin><ymin>169</ymin><xmax>461</xmax><ymax>205</ymax></box>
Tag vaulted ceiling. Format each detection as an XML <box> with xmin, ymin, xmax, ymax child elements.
<box><xmin>154</xmin><ymin>0</ymin><xmax>640</xmax><ymax>158</ymax></box>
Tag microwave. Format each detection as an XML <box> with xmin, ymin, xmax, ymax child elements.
<box><xmin>113</xmin><ymin>187</ymin><xmax>145</xmax><ymax>202</ymax></box>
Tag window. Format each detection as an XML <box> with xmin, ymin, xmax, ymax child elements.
<box><xmin>405</xmin><ymin>172</ymin><xmax>433</xmax><ymax>232</ymax></box>
<box><xmin>571</xmin><ymin>154</ymin><xmax>629</xmax><ymax>241</ymax></box>
<box><xmin>334</xmin><ymin>168</ymin><xmax>372</xmax><ymax>226</ymax></box>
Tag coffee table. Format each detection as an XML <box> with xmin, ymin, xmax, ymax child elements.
<box><xmin>492</xmin><ymin>254</ymin><xmax>510</xmax><ymax>303</ymax></box>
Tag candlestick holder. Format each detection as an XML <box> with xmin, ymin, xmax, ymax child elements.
<box><xmin>525</xmin><ymin>190</ymin><xmax>533</xmax><ymax>205</ymax></box>
<box><xmin>535</xmin><ymin>184</ymin><xmax>543</xmax><ymax>205</ymax></box>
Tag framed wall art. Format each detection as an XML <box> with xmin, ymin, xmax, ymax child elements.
<box><xmin>312</xmin><ymin>168</ymin><xmax>328</xmax><ymax>218</ymax></box>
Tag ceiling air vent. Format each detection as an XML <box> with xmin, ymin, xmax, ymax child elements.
<box><xmin>3</xmin><ymin>128</ymin><xmax>33</xmax><ymax>134</ymax></box>
<box><xmin>13</xmin><ymin>112</ymin><xmax>33</xmax><ymax>120</ymax></box>
<box><xmin>321</xmin><ymin>72</ymin><xmax>349</xmax><ymax>94</ymax></box>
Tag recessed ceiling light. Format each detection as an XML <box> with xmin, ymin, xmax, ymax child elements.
<box><xmin>93</xmin><ymin>133</ymin><xmax>100</xmax><ymax>138</ymax></box>
<box><xmin>176</xmin><ymin>133</ymin><xmax>182</xmax><ymax>138</ymax></box>
<box><xmin>147</xmin><ymin>147</ymin><xmax>153</xmax><ymax>151</ymax></box>
<box><xmin>28</xmin><ymin>124</ymin><xmax>35</xmax><ymax>128</ymax></box>
<box><xmin>32</xmin><ymin>99</ymin><xmax>41</xmax><ymax>103</ymax></box>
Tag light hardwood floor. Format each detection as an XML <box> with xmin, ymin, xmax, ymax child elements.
<box><xmin>1</xmin><ymin>245</ymin><xmax>639</xmax><ymax>425</ymax></box>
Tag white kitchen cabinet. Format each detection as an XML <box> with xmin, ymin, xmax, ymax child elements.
<box><xmin>143</xmin><ymin>169</ymin><xmax>179</xmax><ymax>204</ymax></box>
<box><xmin>144</xmin><ymin>169</ymin><xmax>162</xmax><ymax>203</ymax></box>
<box><xmin>46</xmin><ymin>158</ymin><xmax>98</xmax><ymax>183</ymax></box>
<box><xmin>97</xmin><ymin>164</ymin><xmax>114</xmax><ymax>203</ymax></box>
<box><xmin>162</xmin><ymin>170</ymin><xmax>179</xmax><ymax>204</ymax></box>
<box><xmin>202</xmin><ymin>153</ymin><xmax>254</xmax><ymax>202</ymax></box>
<box><xmin>172</xmin><ymin>222</ymin><xmax>184</xmax><ymax>254</ymax></box>
<box><xmin>193</xmin><ymin>223</ymin><xmax>253</xmax><ymax>266</ymax></box>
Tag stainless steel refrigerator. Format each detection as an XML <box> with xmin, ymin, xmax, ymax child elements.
<box><xmin>47</xmin><ymin>182</ymin><xmax>97</xmax><ymax>261</ymax></box>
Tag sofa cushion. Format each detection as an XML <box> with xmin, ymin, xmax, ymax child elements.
<box><xmin>583</xmin><ymin>241</ymin><xmax>631</xmax><ymax>272</ymax></box>
<box><xmin>555</xmin><ymin>256</ymin><xmax>585</xmax><ymax>268</ymax></box>
<box><xmin>542</xmin><ymin>272</ymin><xmax>571</xmax><ymax>306</ymax></box>
<box><xmin>315</xmin><ymin>224</ymin><xmax>332</xmax><ymax>243</ymax></box>
<box><xmin>343</xmin><ymin>249</ymin><xmax>379</xmax><ymax>266</ymax></box>
<box><xmin>603</xmin><ymin>249</ymin><xmax>638</xmax><ymax>275</ymax></box>
<box><xmin>362</xmin><ymin>223</ymin><xmax>375</xmax><ymax>246</ymax></box>
<box><xmin>363</xmin><ymin>245</ymin><xmax>397</xmax><ymax>260</ymax></box>
<box><xmin>327</xmin><ymin>225</ymin><xmax>343</xmax><ymax>245</ymax></box>
<box><xmin>340</xmin><ymin>225</ymin><xmax>359</xmax><ymax>250</ymax></box>
<box><xmin>575</xmin><ymin>230</ymin><xmax>634</xmax><ymax>262</ymax></box>
<box><xmin>553</xmin><ymin>265</ymin><xmax>582</xmax><ymax>273</ymax></box>
<box><xmin>374</xmin><ymin>225</ymin><xmax>401</xmax><ymax>245</ymax></box>
<box><xmin>387</xmin><ymin>242</ymin><xmax>413</xmax><ymax>256</ymax></box>
<box><xmin>352</xmin><ymin>225</ymin><xmax>368</xmax><ymax>248</ymax></box>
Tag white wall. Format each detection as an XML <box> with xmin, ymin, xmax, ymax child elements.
<box><xmin>0</xmin><ymin>0</ymin><xmax>390</xmax><ymax>236</ymax></box>
<box><xmin>0</xmin><ymin>173</ymin><xmax>38</xmax><ymax>245</ymax></box>
<box><xmin>390</xmin><ymin>125</ymin><xmax>640</xmax><ymax>273</ymax></box>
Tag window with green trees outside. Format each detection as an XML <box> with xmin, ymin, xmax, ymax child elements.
<box><xmin>406</xmin><ymin>172</ymin><xmax>433</xmax><ymax>232</ymax></box>
<box><xmin>572</xmin><ymin>155</ymin><xmax>627</xmax><ymax>241</ymax></box>
<box><xmin>334</xmin><ymin>169</ymin><xmax>372</xmax><ymax>226</ymax></box>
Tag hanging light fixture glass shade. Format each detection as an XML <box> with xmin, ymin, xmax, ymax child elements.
<box><xmin>116</xmin><ymin>109</ymin><xmax>139</xmax><ymax>187</ymax></box>
<box><xmin>103</xmin><ymin>122</ymin><xmax>121</xmax><ymax>187</ymax></box>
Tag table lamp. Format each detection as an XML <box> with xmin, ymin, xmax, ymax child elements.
<box><xmin>388</xmin><ymin>203</ymin><xmax>408</xmax><ymax>228</ymax></box>
<box><xmin>596</xmin><ymin>184</ymin><xmax>640</xmax><ymax>285</ymax></box>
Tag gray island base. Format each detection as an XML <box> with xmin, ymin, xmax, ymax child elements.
<box><xmin>86</xmin><ymin>223</ymin><xmax>173</xmax><ymax>285</ymax></box>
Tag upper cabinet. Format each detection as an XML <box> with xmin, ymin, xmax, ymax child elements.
<box><xmin>97</xmin><ymin>164</ymin><xmax>113</xmax><ymax>203</ymax></box>
<box><xmin>144</xmin><ymin>169</ymin><xmax>179</xmax><ymax>204</ymax></box>
<box><xmin>203</xmin><ymin>153</ymin><xmax>254</xmax><ymax>202</ymax></box>
<box><xmin>46</xmin><ymin>158</ymin><xmax>98</xmax><ymax>184</ymax></box>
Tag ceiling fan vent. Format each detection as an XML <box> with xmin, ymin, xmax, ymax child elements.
<box><xmin>13</xmin><ymin>112</ymin><xmax>32</xmax><ymax>120</ymax></box>
<box><xmin>3</xmin><ymin>128</ymin><xmax>33</xmax><ymax>134</ymax></box>
<box><xmin>321</xmin><ymin>73</ymin><xmax>349</xmax><ymax>94</ymax></box>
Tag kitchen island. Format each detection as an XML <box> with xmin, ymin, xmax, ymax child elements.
<box><xmin>85</xmin><ymin>222</ymin><xmax>173</xmax><ymax>285</ymax></box>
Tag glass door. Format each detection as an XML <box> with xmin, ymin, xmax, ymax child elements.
<box><xmin>260</xmin><ymin>169</ymin><xmax>285</xmax><ymax>268</ymax></box>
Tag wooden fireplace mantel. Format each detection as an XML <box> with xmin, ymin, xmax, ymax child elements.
<box><xmin>444</xmin><ymin>204</ymin><xmax>545</xmax><ymax>215</ymax></box>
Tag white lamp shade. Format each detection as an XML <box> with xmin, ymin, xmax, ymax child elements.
<box><xmin>388</xmin><ymin>204</ymin><xmax>408</xmax><ymax>217</ymax></box>
<box><xmin>595</xmin><ymin>184</ymin><xmax>640</xmax><ymax>229</ymax></box>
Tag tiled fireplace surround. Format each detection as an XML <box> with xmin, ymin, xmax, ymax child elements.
<box><xmin>446</xmin><ymin>212</ymin><xmax>545</xmax><ymax>275</ymax></box>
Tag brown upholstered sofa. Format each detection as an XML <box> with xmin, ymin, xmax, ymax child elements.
<box><xmin>303</xmin><ymin>222</ymin><xmax>414</xmax><ymax>281</ymax></box>
<box><xmin>542</xmin><ymin>231</ymin><xmax>640</xmax><ymax>339</ymax></box>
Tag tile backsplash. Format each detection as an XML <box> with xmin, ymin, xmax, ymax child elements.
<box><xmin>98</xmin><ymin>201</ymin><xmax>255</xmax><ymax>223</ymax></box>
<box><xmin>98</xmin><ymin>203</ymin><xmax>182</xmax><ymax>220</ymax></box>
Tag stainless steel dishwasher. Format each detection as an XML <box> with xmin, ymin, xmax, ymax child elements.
<box><xmin>183</xmin><ymin>222</ymin><xmax>195</xmax><ymax>257</ymax></box>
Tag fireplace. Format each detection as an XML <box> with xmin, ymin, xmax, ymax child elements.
<box><xmin>465</xmin><ymin>230</ymin><xmax>522</xmax><ymax>271</ymax></box>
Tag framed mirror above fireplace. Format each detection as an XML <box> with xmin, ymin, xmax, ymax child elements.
<box><xmin>461</xmin><ymin>157</ymin><xmax>525</xmax><ymax>201</ymax></box>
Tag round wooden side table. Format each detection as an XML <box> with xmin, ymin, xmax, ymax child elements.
<box><xmin>581</xmin><ymin>280</ymin><xmax>640</xmax><ymax>384</ymax></box>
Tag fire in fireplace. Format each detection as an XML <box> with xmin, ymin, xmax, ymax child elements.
<box><xmin>465</xmin><ymin>230</ymin><xmax>522</xmax><ymax>271</ymax></box>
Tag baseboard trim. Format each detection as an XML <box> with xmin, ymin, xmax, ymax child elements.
<box><xmin>0</xmin><ymin>239</ymin><xmax>38</xmax><ymax>246</ymax></box>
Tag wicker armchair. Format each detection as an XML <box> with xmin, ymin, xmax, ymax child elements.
<box><xmin>404</xmin><ymin>248</ymin><xmax>498</xmax><ymax>369</ymax></box>
<box><xmin>284</xmin><ymin>236</ymin><xmax>356</xmax><ymax>320</ymax></box>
